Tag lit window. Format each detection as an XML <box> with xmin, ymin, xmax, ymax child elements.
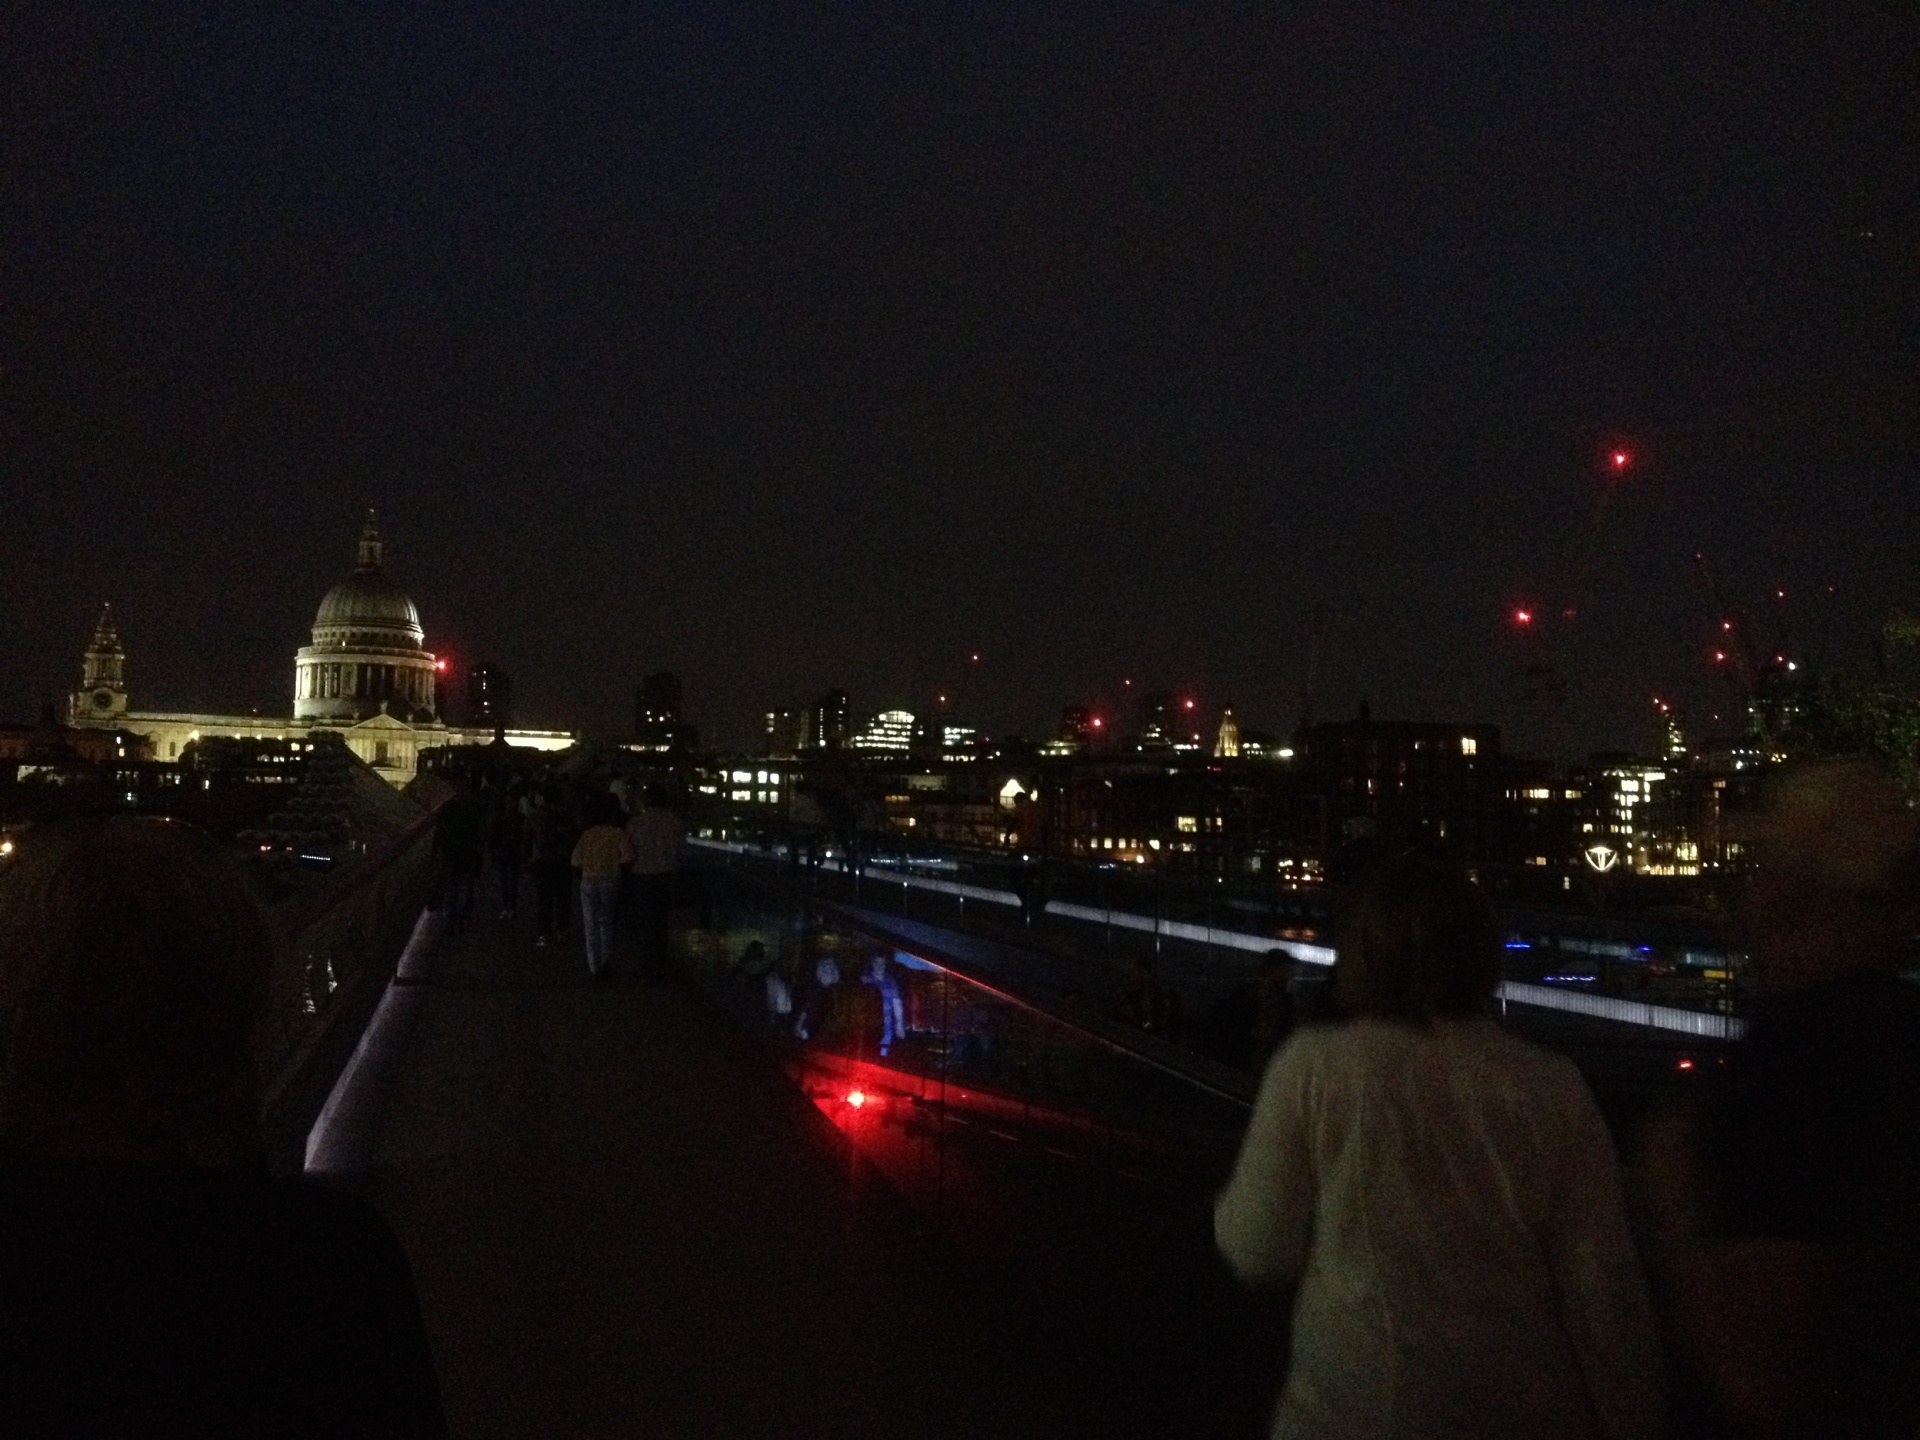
<box><xmin>1460</xmin><ymin>736</ymin><xmax>1479</xmax><ymax>755</ymax></box>
<box><xmin>1176</xmin><ymin>816</ymin><xmax>1198</xmax><ymax>833</ymax></box>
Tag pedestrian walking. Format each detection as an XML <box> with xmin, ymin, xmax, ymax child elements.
<box><xmin>624</xmin><ymin>783</ymin><xmax>685</xmax><ymax>978</ymax></box>
<box><xmin>528</xmin><ymin>789</ymin><xmax>577</xmax><ymax>946</ymax></box>
<box><xmin>432</xmin><ymin>777</ymin><xmax>486</xmax><ymax>937</ymax></box>
<box><xmin>1215</xmin><ymin>848</ymin><xmax>1661</xmax><ymax>1440</ymax></box>
<box><xmin>571</xmin><ymin>797</ymin><xmax>633</xmax><ymax>981</ymax></box>
<box><xmin>487</xmin><ymin>781</ymin><xmax>527</xmax><ymax>921</ymax></box>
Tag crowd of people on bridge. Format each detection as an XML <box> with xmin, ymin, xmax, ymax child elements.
<box><xmin>430</xmin><ymin>766</ymin><xmax>687</xmax><ymax>978</ymax></box>
<box><xmin>0</xmin><ymin>755</ymin><xmax>1912</xmax><ymax>1434</ymax></box>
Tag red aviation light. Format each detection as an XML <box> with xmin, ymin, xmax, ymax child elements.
<box><xmin>1515</xmin><ymin>608</ymin><xmax>1534</xmax><ymax>626</ymax></box>
<box><xmin>434</xmin><ymin>659</ymin><xmax>449</xmax><ymax>672</ymax></box>
<box><xmin>1610</xmin><ymin>449</ymin><xmax>1631</xmax><ymax>471</ymax></box>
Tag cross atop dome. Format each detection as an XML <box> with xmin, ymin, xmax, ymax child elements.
<box><xmin>356</xmin><ymin>509</ymin><xmax>384</xmax><ymax>571</ymax></box>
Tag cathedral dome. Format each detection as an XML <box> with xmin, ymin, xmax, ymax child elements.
<box><xmin>294</xmin><ymin>511</ymin><xmax>439</xmax><ymax>725</ymax></box>
<box><xmin>306</xmin><ymin>512</ymin><xmax>425</xmax><ymax>646</ymax></box>
<box><xmin>313</xmin><ymin>569</ymin><xmax>423</xmax><ymax>639</ymax></box>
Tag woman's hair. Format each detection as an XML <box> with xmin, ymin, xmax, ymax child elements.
<box><xmin>0</xmin><ymin>816</ymin><xmax>275</xmax><ymax>1163</ymax></box>
<box><xmin>1332</xmin><ymin>848</ymin><xmax>1501</xmax><ymax>1021</ymax></box>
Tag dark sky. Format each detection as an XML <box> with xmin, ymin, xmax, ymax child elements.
<box><xmin>5</xmin><ymin>4</ymin><xmax>1917</xmax><ymax>751</ymax></box>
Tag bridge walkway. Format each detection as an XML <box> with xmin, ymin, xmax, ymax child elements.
<box><xmin>307</xmin><ymin>908</ymin><xmax>1093</xmax><ymax>1440</ymax></box>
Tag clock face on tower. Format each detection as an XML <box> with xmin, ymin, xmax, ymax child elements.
<box><xmin>92</xmin><ymin>690</ymin><xmax>114</xmax><ymax>710</ymax></box>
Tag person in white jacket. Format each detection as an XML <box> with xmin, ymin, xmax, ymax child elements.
<box><xmin>1215</xmin><ymin>849</ymin><xmax>1662</xmax><ymax>1440</ymax></box>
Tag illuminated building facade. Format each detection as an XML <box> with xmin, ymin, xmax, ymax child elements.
<box><xmin>852</xmin><ymin>709</ymin><xmax>917</xmax><ymax>753</ymax></box>
<box><xmin>294</xmin><ymin>515</ymin><xmax>439</xmax><ymax>725</ymax></box>
<box><xmin>67</xmin><ymin>513</ymin><xmax>573</xmax><ymax>786</ymax></box>
<box><xmin>802</xmin><ymin>690</ymin><xmax>851</xmax><ymax>752</ymax></box>
<box><xmin>1213</xmin><ymin>706</ymin><xmax>1241</xmax><ymax>759</ymax></box>
<box><xmin>628</xmin><ymin>671</ymin><xmax>697</xmax><ymax>756</ymax></box>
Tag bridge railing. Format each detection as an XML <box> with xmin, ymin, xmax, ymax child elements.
<box><xmin>256</xmin><ymin>808</ymin><xmax>442</xmax><ymax>1173</ymax></box>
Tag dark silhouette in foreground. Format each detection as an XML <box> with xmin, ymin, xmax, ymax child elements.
<box><xmin>1635</xmin><ymin>758</ymin><xmax>1920</xmax><ymax>1438</ymax></box>
<box><xmin>0</xmin><ymin>816</ymin><xmax>444</xmax><ymax>1437</ymax></box>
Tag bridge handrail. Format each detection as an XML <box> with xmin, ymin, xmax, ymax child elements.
<box><xmin>256</xmin><ymin>804</ymin><xmax>445</xmax><ymax>1169</ymax></box>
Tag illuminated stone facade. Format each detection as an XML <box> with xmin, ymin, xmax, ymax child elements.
<box><xmin>68</xmin><ymin>513</ymin><xmax>573</xmax><ymax>785</ymax></box>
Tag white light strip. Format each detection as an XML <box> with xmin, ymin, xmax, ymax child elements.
<box><xmin>1499</xmin><ymin>982</ymin><xmax>1745</xmax><ymax>1039</ymax></box>
<box><xmin>1041</xmin><ymin>900</ymin><xmax>1336</xmax><ymax>966</ymax></box>
<box><xmin>690</xmin><ymin>839</ymin><xmax>1739</xmax><ymax>1036</ymax></box>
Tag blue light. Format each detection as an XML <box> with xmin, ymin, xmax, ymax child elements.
<box><xmin>1504</xmin><ymin>941</ymin><xmax>1533</xmax><ymax>950</ymax></box>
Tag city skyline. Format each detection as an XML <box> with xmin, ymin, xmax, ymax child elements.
<box><xmin>5</xmin><ymin>7</ymin><xmax>1916</xmax><ymax>749</ymax></box>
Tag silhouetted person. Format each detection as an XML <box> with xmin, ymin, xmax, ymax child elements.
<box><xmin>1636</xmin><ymin>759</ymin><xmax>1920</xmax><ymax>1437</ymax></box>
<box><xmin>1116</xmin><ymin>954</ymin><xmax>1183</xmax><ymax>1041</ymax></box>
<box><xmin>0</xmin><ymin>816</ymin><xmax>445</xmax><ymax>1437</ymax></box>
<box><xmin>624</xmin><ymin>782</ymin><xmax>684</xmax><ymax>979</ymax></box>
<box><xmin>1197</xmin><ymin>952</ymin><xmax>1299</xmax><ymax>1072</ymax></box>
<box><xmin>528</xmin><ymin>789</ymin><xmax>577</xmax><ymax>947</ymax></box>
<box><xmin>1216</xmin><ymin>849</ymin><xmax>1660</xmax><ymax>1440</ymax></box>
<box><xmin>793</xmin><ymin>950</ymin><xmax>841</xmax><ymax>1043</ymax></box>
<box><xmin>431</xmin><ymin>778</ymin><xmax>486</xmax><ymax>936</ymax></box>
<box><xmin>486</xmin><ymin>782</ymin><xmax>527</xmax><ymax>921</ymax></box>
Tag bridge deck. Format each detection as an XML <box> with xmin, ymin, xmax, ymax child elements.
<box><xmin>307</xmin><ymin>911</ymin><xmax>1085</xmax><ymax>1440</ymax></box>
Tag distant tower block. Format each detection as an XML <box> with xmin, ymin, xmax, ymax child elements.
<box><xmin>1214</xmin><ymin>705</ymin><xmax>1242</xmax><ymax>759</ymax></box>
<box><xmin>72</xmin><ymin>603</ymin><xmax>130</xmax><ymax>722</ymax></box>
<box><xmin>466</xmin><ymin>664</ymin><xmax>513</xmax><ymax>730</ymax></box>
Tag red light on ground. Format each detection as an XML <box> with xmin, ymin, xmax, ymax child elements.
<box><xmin>1676</xmin><ymin>1059</ymin><xmax>1694</xmax><ymax>1072</ymax></box>
<box><xmin>846</xmin><ymin>1090</ymin><xmax>867</xmax><ymax>1108</ymax></box>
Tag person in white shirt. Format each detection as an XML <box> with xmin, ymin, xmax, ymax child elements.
<box><xmin>623</xmin><ymin>783</ymin><xmax>685</xmax><ymax>979</ymax></box>
<box><xmin>1215</xmin><ymin>849</ymin><xmax>1662</xmax><ymax>1440</ymax></box>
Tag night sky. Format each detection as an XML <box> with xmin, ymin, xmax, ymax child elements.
<box><xmin>5</xmin><ymin>5</ymin><xmax>1917</xmax><ymax>751</ymax></box>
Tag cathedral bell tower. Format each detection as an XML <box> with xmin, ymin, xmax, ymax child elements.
<box><xmin>71</xmin><ymin>603</ymin><xmax>130</xmax><ymax>724</ymax></box>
